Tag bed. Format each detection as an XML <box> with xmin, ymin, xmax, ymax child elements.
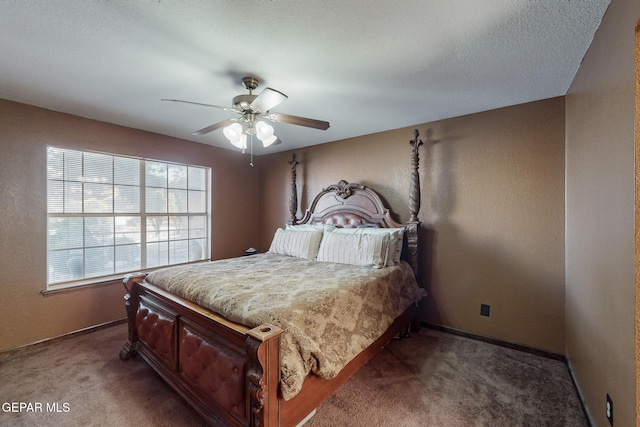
<box><xmin>120</xmin><ymin>132</ymin><xmax>426</xmax><ymax>427</ymax></box>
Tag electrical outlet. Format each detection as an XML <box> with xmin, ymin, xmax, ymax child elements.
<box><xmin>480</xmin><ymin>304</ymin><xmax>490</xmax><ymax>317</ymax></box>
<box><xmin>606</xmin><ymin>393</ymin><xmax>613</xmax><ymax>426</ymax></box>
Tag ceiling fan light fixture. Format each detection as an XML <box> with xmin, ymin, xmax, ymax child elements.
<box><xmin>229</xmin><ymin>133</ymin><xmax>247</xmax><ymax>150</ymax></box>
<box><xmin>163</xmin><ymin>76</ymin><xmax>329</xmax><ymax>159</ymax></box>
<box><xmin>255</xmin><ymin>120</ymin><xmax>274</xmax><ymax>140</ymax></box>
<box><xmin>223</xmin><ymin>122</ymin><xmax>243</xmax><ymax>141</ymax></box>
<box><xmin>261</xmin><ymin>135</ymin><xmax>278</xmax><ymax>147</ymax></box>
<box><xmin>224</xmin><ymin>123</ymin><xmax>248</xmax><ymax>150</ymax></box>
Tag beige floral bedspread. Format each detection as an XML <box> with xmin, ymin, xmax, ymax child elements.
<box><xmin>144</xmin><ymin>253</ymin><xmax>426</xmax><ymax>400</ymax></box>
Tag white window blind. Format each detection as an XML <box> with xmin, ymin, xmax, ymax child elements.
<box><xmin>46</xmin><ymin>147</ymin><xmax>210</xmax><ymax>288</ymax></box>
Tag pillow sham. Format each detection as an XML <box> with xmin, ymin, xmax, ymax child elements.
<box><xmin>316</xmin><ymin>231</ymin><xmax>390</xmax><ymax>268</ymax></box>
<box><xmin>268</xmin><ymin>228</ymin><xmax>324</xmax><ymax>259</ymax></box>
<box><xmin>332</xmin><ymin>227</ymin><xmax>404</xmax><ymax>265</ymax></box>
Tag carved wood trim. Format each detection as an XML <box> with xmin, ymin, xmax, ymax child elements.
<box><xmin>405</xmin><ymin>221</ymin><xmax>420</xmax><ymax>280</ymax></box>
<box><xmin>407</xmin><ymin>129</ymin><xmax>425</xmax><ymax>281</ymax></box>
<box><xmin>409</xmin><ymin>129</ymin><xmax>423</xmax><ymax>223</ymax></box>
<box><xmin>324</xmin><ymin>180</ymin><xmax>365</xmax><ymax>199</ymax></box>
<box><xmin>119</xmin><ymin>274</ymin><xmax>146</xmax><ymax>361</ymax></box>
<box><xmin>246</xmin><ymin>335</ymin><xmax>266</xmax><ymax>426</ymax></box>
<box><xmin>246</xmin><ymin>324</ymin><xmax>282</xmax><ymax>427</ymax></box>
<box><xmin>287</xmin><ymin>153</ymin><xmax>299</xmax><ymax>225</ymax></box>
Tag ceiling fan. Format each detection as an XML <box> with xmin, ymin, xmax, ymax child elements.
<box><xmin>162</xmin><ymin>76</ymin><xmax>330</xmax><ymax>150</ymax></box>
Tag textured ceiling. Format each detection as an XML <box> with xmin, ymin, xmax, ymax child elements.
<box><xmin>0</xmin><ymin>1</ymin><xmax>609</xmax><ymax>155</ymax></box>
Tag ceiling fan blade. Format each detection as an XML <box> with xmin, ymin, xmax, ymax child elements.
<box><xmin>162</xmin><ymin>98</ymin><xmax>238</xmax><ymax>112</ymax></box>
<box><xmin>250</xmin><ymin>88</ymin><xmax>288</xmax><ymax>113</ymax></box>
<box><xmin>192</xmin><ymin>118</ymin><xmax>237</xmax><ymax>136</ymax></box>
<box><xmin>269</xmin><ymin>113</ymin><xmax>330</xmax><ymax>130</ymax></box>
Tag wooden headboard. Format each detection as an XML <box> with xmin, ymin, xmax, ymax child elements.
<box><xmin>298</xmin><ymin>180</ymin><xmax>403</xmax><ymax>229</ymax></box>
<box><xmin>285</xmin><ymin>129</ymin><xmax>424</xmax><ymax>279</ymax></box>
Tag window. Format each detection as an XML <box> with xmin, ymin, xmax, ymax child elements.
<box><xmin>46</xmin><ymin>147</ymin><xmax>210</xmax><ymax>289</ymax></box>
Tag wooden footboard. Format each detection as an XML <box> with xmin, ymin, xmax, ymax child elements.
<box><xmin>119</xmin><ymin>273</ymin><xmax>282</xmax><ymax>427</ymax></box>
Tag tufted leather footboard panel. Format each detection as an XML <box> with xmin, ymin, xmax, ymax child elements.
<box><xmin>180</xmin><ymin>319</ymin><xmax>247</xmax><ymax>424</ymax></box>
<box><xmin>136</xmin><ymin>295</ymin><xmax>177</xmax><ymax>370</ymax></box>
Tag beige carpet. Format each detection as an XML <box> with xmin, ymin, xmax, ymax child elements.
<box><xmin>0</xmin><ymin>323</ymin><xmax>588</xmax><ymax>427</ymax></box>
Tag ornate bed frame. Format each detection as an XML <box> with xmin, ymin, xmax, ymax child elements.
<box><xmin>119</xmin><ymin>131</ymin><xmax>425</xmax><ymax>427</ymax></box>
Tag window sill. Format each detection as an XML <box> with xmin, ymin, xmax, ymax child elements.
<box><xmin>41</xmin><ymin>277</ymin><xmax>124</xmax><ymax>296</ymax></box>
<box><xmin>41</xmin><ymin>260</ymin><xmax>212</xmax><ymax>296</ymax></box>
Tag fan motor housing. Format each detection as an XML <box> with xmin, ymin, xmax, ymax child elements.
<box><xmin>232</xmin><ymin>94</ymin><xmax>258</xmax><ymax>110</ymax></box>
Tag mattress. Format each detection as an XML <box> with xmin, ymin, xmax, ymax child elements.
<box><xmin>145</xmin><ymin>253</ymin><xmax>425</xmax><ymax>399</ymax></box>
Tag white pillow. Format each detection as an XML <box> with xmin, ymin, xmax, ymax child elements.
<box><xmin>268</xmin><ymin>228</ymin><xmax>324</xmax><ymax>259</ymax></box>
<box><xmin>333</xmin><ymin>227</ymin><xmax>404</xmax><ymax>265</ymax></box>
<box><xmin>316</xmin><ymin>231</ymin><xmax>390</xmax><ymax>268</ymax></box>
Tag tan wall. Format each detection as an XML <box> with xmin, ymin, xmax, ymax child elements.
<box><xmin>565</xmin><ymin>0</ymin><xmax>639</xmax><ymax>426</ymax></box>
<box><xmin>636</xmin><ymin>18</ymin><xmax>640</xmax><ymax>427</ymax></box>
<box><xmin>0</xmin><ymin>99</ymin><xmax>260</xmax><ymax>352</ymax></box>
<box><xmin>259</xmin><ymin>97</ymin><xmax>566</xmax><ymax>354</ymax></box>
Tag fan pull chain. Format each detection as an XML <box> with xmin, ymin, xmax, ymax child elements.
<box><xmin>249</xmin><ymin>134</ymin><xmax>254</xmax><ymax>167</ymax></box>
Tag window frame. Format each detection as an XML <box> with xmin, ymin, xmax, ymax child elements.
<box><xmin>45</xmin><ymin>146</ymin><xmax>211</xmax><ymax>291</ymax></box>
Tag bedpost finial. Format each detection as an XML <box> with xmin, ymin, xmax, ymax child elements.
<box><xmin>410</xmin><ymin>129</ymin><xmax>424</xmax><ymax>150</ymax></box>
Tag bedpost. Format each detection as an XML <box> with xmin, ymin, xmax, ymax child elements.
<box><xmin>287</xmin><ymin>153</ymin><xmax>299</xmax><ymax>225</ymax></box>
<box><xmin>119</xmin><ymin>273</ymin><xmax>146</xmax><ymax>361</ymax></box>
<box><xmin>409</xmin><ymin>129</ymin><xmax>423</xmax><ymax>223</ymax></box>
<box><xmin>406</xmin><ymin>129</ymin><xmax>423</xmax><ymax>279</ymax></box>
<box><xmin>246</xmin><ymin>324</ymin><xmax>283</xmax><ymax>427</ymax></box>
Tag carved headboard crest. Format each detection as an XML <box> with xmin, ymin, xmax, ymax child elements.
<box><xmin>324</xmin><ymin>180</ymin><xmax>364</xmax><ymax>199</ymax></box>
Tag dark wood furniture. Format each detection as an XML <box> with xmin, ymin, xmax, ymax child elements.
<box><xmin>120</xmin><ymin>132</ymin><xmax>424</xmax><ymax>427</ymax></box>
